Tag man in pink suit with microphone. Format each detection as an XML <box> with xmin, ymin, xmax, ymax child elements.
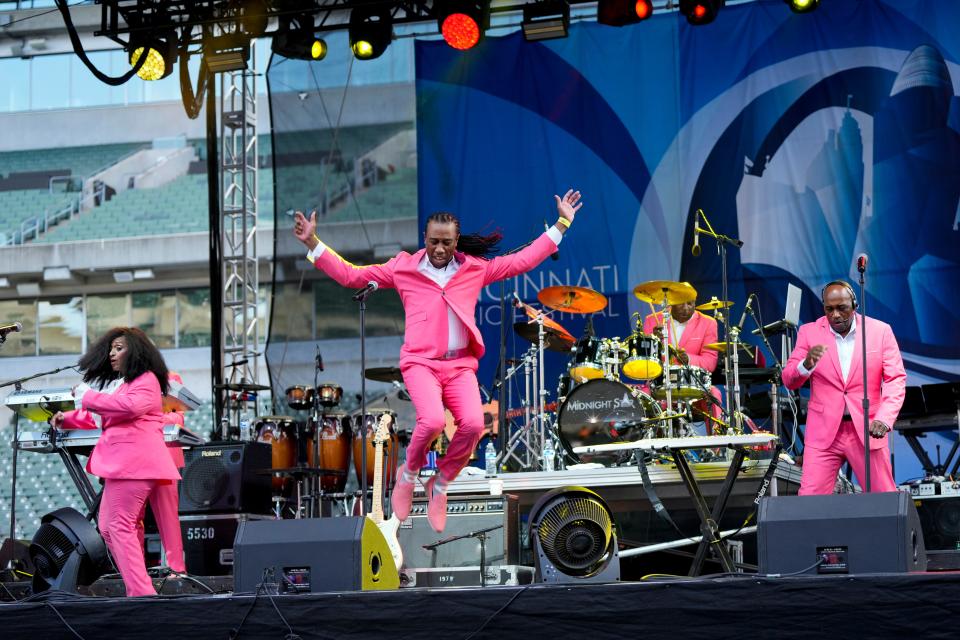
<box><xmin>294</xmin><ymin>189</ymin><xmax>582</xmax><ymax>532</ymax></box>
<box><xmin>783</xmin><ymin>281</ymin><xmax>906</xmax><ymax>494</ymax></box>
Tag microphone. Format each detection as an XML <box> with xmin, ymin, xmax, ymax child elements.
<box><xmin>857</xmin><ymin>253</ymin><xmax>868</xmax><ymax>273</ymax></box>
<box><xmin>737</xmin><ymin>294</ymin><xmax>755</xmax><ymax>333</ymax></box>
<box><xmin>545</xmin><ymin>221</ymin><xmax>559</xmax><ymax>260</ymax></box>
<box><xmin>352</xmin><ymin>281</ymin><xmax>378</xmax><ymax>301</ymax></box>
<box><xmin>691</xmin><ymin>217</ymin><xmax>701</xmax><ymax>257</ymax></box>
<box><xmin>315</xmin><ymin>346</ymin><xmax>324</xmax><ymax>372</ymax></box>
<box><xmin>0</xmin><ymin>322</ymin><xmax>23</xmax><ymax>338</ymax></box>
<box><xmin>511</xmin><ymin>291</ymin><xmax>524</xmax><ymax>308</ymax></box>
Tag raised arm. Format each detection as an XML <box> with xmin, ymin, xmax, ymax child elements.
<box><xmin>294</xmin><ymin>210</ymin><xmax>397</xmax><ymax>289</ymax></box>
<box><xmin>783</xmin><ymin>325</ymin><xmax>814</xmax><ymax>390</ymax></box>
<box><xmin>79</xmin><ymin>372</ymin><xmax>163</xmax><ymax>422</ymax></box>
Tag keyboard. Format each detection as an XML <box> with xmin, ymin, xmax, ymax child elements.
<box><xmin>4</xmin><ymin>387</ymin><xmax>76</xmax><ymax>423</ymax></box>
<box><xmin>17</xmin><ymin>424</ymin><xmax>205</xmax><ymax>454</ymax></box>
<box><xmin>573</xmin><ymin>433</ymin><xmax>778</xmax><ymax>455</ymax></box>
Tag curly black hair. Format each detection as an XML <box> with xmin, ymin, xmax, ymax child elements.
<box><xmin>78</xmin><ymin>327</ymin><xmax>170</xmax><ymax>395</ymax></box>
<box><xmin>424</xmin><ymin>212</ymin><xmax>502</xmax><ymax>259</ymax></box>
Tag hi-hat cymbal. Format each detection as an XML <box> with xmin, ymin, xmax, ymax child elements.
<box><xmin>537</xmin><ymin>286</ymin><xmax>608</xmax><ymax>314</ymax></box>
<box><xmin>513</xmin><ymin>322</ymin><xmax>575</xmax><ymax>352</ymax></box>
<box><xmin>364</xmin><ymin>366</ymin><xmax>403</xmax><ymax>383</ymax></box>
<box><xmin>517</xmin><ymin>300</ymin><xmax>572</xmax><ymax>336</ymax></box>
<box><xmin>215</xmin><ymin>381</ymin><xmax>271</xmax><ymax>392</ymax></box>
<box><xmin>633</xmin><ymin>280</ymin><xmax>697</xmax><ymax>306</ymax></box>
<box><xmin>696</xmin><ymin>298</ymin><xmax>734</xmax><ymax>311</ymax></box>
<box><xmin>704</xmin><ymin>341</ymin><xmax>756</xmax><ymax>353</ymax></box>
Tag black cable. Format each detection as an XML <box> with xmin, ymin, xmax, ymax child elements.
<box><xmin>0</xmin><ymin>579</ymin><xmax>19</xmax><ymax>601</ymax></box>
<box><xmin>461</xmin><ymin>585</ymin><xmax>530</xmax><ymax>640</ymax></box>
<box><xmin>230</xmin><ymin>568</ymin><xmax>303</xmax><ymax>640</ymax></box>
<box><xmin>45</xmin><ymin>600</ymin><xmax>88</xmax><ymax>640</ymax></box>
<box><xmin>765</xmin><ymin>558</ymin><xmax>825</xmax><ymax>578</ymax></box>
<box><xmin>53</xmin><ymin>0</ymin><xmax>150</xmax><ymax>86</ymax></box>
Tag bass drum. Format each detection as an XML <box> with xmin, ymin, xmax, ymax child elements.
<box><xmin>557</xmin><ymin>379</ymin><xmax>665</xmax><ymax>464</ymax></box>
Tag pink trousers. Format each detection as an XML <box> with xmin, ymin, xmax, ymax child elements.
<box><xmin>136</xmin><ymin>480</ymin><xmax>186</xmax><ymax>573</ymax></box>
<box><xmin>100</xmin><ymin>478</ymin><xmax>162</xmax><ymax>596</ymax></box>
<box><xmin>401</xmin><ymin>356</ymin><xmax>484</xmax><ymax>482</ymax></box>
<box><xmin>799</xmin><ymin>419</ymin><xmax>897</xmax><ymax>495</ymax></box>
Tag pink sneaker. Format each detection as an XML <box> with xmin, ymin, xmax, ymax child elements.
<box><xmin>391</xmin><ymin>466</ymin><xmax>415</xmax><ymax>521</ymax></box>
<box><xmin>424</xmin><ymin>475</ymin><xmax>448</xmax><ymax>533</ymax></box>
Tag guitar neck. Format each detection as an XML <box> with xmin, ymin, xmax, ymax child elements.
<box><xmin>371</xmin><ymin>440</ymin><xmax>385</xmax><ymax>523</ymax></box>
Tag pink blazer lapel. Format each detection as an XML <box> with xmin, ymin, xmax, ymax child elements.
<box><xmin>845</xmin><ymin>314</ymin><xmax>864</xmax><ymax>387</ymax></box>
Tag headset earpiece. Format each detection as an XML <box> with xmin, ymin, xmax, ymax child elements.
<box><xmin>821</xmin><ymin>280</ymin><xmax>858</xmax><ymax>310</ymax></box>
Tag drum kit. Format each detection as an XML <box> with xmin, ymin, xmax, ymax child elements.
<box><xmin>504</xmin><ymin>279</ymin><xmax>745</xmax><ymax>470</ymax></box>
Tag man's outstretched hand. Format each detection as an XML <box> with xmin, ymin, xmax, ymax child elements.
<box><xmin>554</xmin><ymin>189</ymin><xmax>582</xmax><ymax>228</ymax></box>
<box><xmin>293</xmin><ymin>210</ymin><xmax>319</xmax><ymax>250</ymax></box>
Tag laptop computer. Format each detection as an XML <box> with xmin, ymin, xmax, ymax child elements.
<box><xmin>784</xmin><ymin>283</ymin><xmax>802</xmax><ymax>327</ymax></box>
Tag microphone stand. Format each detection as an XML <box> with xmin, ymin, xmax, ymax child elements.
<box><xmin>422</xmin><ymin>524</ymin><xmax>503</xmax><ymax>587</ymax></box>
<box><xmin>1</xmin><ymin>363</ymin><xmax>79</xmax><ymax>566</ymax></box>
<box><xmin>859</xmin><ymin>265</ymin><xmax>870</xmax><ymax>493</ymax></box>
<box><xmin>695</xmin><ymin>210</ymin><xmax>745</xmax><ymax>431</ymax></box>
<box><xmin>354</xmin><ymin>288</ymin><xmax>378</xmax><ymax>516</ymax></box>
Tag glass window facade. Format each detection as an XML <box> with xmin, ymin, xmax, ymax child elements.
<box><xmin>0</xmin><ymin>299</ymin><xmax>37</xmax><ymax>356</ymax></box>
<box><xmin>38</xmin><ymin>296</ymin><xmax>83</xmax><ymax>355</ymax></box>
<box><xmin>132</xmin><ymin>291</ymin><xmax>177</xmax><ymax>348</ymax></box>
<box><xmin>177</xmin><ymin>288</ymin><xmax>213</xmax><ymax>348</ymax></box>
<box><xmin>86</xmin><ymin>293</ymin><xmax>129</xmax><ymax>345</ymax></box>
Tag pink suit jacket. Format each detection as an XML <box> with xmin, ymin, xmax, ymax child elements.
<box><xmin>311</xmin><ymin>232</ymin><xmax>558</xmax><ymax>362</ymax></box>
<box><xmin>642</xmin><ymin>310</ymin><xmax>719</xmax><ymax>372</ymax></box>
<box><xmin>783</xmin><ymin>315</ymin><xmax>906</xmax><ymax>451</ymax></box>
<box><xmin>62</xmin><ymin>371</ymin><xmax>181</xmax><ymax>480</ymax></box>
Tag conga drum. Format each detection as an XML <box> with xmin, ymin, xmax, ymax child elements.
<box><xmin>254</xmin><ymin>416</ymin><xmax>296</xmax><ymax>492</ymax></box>
<box><xmin>316</xmin><ymin>383</ymin><xmax>343</xmax><ymax>408</ymax></box>
<box><xmin>285</xmin><ymin>385</ymin><xmax>315</xmax><ymax>411</ymax></box>
<box><xmin>308</xmin><ymin>413</ymin><xmax>352</xmax><ymax>493</ymax></box>
<box><xmin>352</xmin><ymin>410</ymin><xmax>399</xmax><ymax>487</ymax></box>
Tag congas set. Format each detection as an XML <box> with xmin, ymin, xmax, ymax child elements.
<box><xmin>621</xmin><ymin>332</ymin><xmax>662</xmax><ymax>381</ymax></box>
<box><xmin>352</xmin><ymin>410</ymin><xmax>399</xmax><ymax>486</ymax></box>
<box><xmin>557</xmin><ymin>379</ymin><xmax>665</xmax><ymax>464</ymax></box>
<box><xmin>650</xmin><ymin>365</ymin><xmax>711</xmax><ymax>400</ymax></box>
<box><xmin>285</xmin><ymin>385</ymin><xmax>315</xmax><ymax>411</ymax></box>
<box><xmin>307</xmin><ymin>414</ymin><xmax>352</xmax><ymax>492</ymax></box>
<box><xmin>254</xmin><ymin>416</ymin><xmax>296</xmax><ymax>492</ymax></box>
<box><xmin>316</xmin><ymin>383</ymin><xmax>343</xmax><ymax>408</ymax></box>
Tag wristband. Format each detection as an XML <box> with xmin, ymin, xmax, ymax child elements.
<box><xmin>556</xmin><ymin>217</ymin><xmax>571</xmax><ymax>229</ymax></box>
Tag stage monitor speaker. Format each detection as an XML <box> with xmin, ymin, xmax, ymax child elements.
<box><xmin>180</xmin><ymin>513</ymin><xmax>271</xmax><ymax>576</ymax></box>
<box><xmin>399</xmin><ymin>493</ymin><xmax>519</xmax><ymax>569</ymax></box>
<box><xmin>233</xmin><ymin>516</ymin><xmax>400</xmax><ymax>593</ymax></box>
<box><xmin>179</xmin><ymin>442</ymin><xmax>272</xmax><ymax>515</ymax></box>
<box><xmin>758</xmin><ymin>493</ymin><xmax>927</xmax><ymax>575</ymax></box>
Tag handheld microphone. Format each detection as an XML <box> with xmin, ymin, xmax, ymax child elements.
<box><xmin>737</xmin><ymin>294</ymin><xmax>755</xmax><ymax>333</ymax></box>
<box><xmin>857</xmin><ymin>253</ymin><xmax>868</xmax><ymax>273</ymax></box>
<box><xmin>0</xmin><ymin>322</ymin><xmax>23</xmax><ymax>338</ymax></box>
<box><xmin>352</xmin><ymin>281</ymin><xmax>378</xmax><ymax>301</ymax></box>
<box><xmin>691</xmin><ymin>215</ymin><xmax>701</xmax><ymax>257</ymax></box>
<box><xmin>545</xmin><ymin>221</ymin><xmax>559</xmax><ymax>260</ymax></box>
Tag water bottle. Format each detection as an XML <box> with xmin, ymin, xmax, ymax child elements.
<box><xmin>239</xmin><ymin>412</ymin><xmax>252</xmax><ymax>442</ymax></box>
<box><xmin>542</xmin><ymin>438</ymin><xmax>555</xmax><ymax>472</ymax></box>
<box><xmin>484</xmin><ymin>440</ymin><xmax>498</xmax><ymax>477</ymax></box>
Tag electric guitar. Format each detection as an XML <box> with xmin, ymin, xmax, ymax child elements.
<box><xmin>370</xmin><ymin>413</ymin><xmax>403</xmax><ymax>570</ymax></box>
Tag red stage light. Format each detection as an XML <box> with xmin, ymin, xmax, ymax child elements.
<box><xmin>694</xmin><ymin>4</ymin><xmax>708</xmax><ymax>18</ymax></box>
<box><xmin>635</xmin><ymin>1</ymin><xmax>652</xmax><ymax>20</ymax></box>
<box><xmin>442</xmin><ymin>12</ymin><xmax>481</xmax><ymax>50</ymax></box>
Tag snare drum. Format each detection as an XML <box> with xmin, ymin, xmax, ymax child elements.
<box><xmin>285</xmin><ymin>385</ymin><xmax>315</xmax><ymax>411</ymax></box>
<box><xmin>254</xmin><ymin>416</ymin><xmax>296</xmax><ymax>492</ymax></box>
<box><xmin>650</xmin><ymin>365</ymin><xmax>711</xmax><ymax>400</ymax></box>
<box><xmin>622</xmin><ymin>332</ymin><xmax>662</xmax><ymax>381</ymax></box>
<box><xmin>352</xmin><ymin>410</ymin><xmax>399</xmax><ymax>486</ymax></box>
<box><xmin>307</xmin><ymin>414</ymin><xmax>351</xmax><ymax>493</ymax></box>
<box><xmin>569</xmin><ymin>335</ymin><xmax>604</xmax><ymax>382</ymax></box>
<box><xmin>557</xmin><ymin>379</ymin><xmax>665</xmax><ymax>464</ymax></box>
<box><xmin>316</xmin><ymin>383</ymin><xmax>343</xmax><ymax>408</ymax></box>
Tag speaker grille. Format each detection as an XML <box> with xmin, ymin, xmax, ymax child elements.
<box><xmin>183</xmin><ymin>457</ymin><xmax>229</xmax><ymax>506</ymax></box>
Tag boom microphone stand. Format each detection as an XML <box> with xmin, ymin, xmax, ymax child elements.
<box><xmin>857</xmin><ymin>254</ymin><xmax>871</xmax><ymax>493</ymax></box>
<box><xmin>353</xmin><ymin>281</ymin><xmax>380</xmax><ymax>516</ymax></box>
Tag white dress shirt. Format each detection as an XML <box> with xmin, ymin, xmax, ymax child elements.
<box><xmin>668</xmin><ymin>318</ymin><xmax>688</xmax><ymax>345</ymax></box>
<box><xmin>307</xmin><ymin>228</ymin><xmax>565</xmax><ymax>352</ymax></box>
<box><xmin>796</xmin><ymin>315</ymin><xmax>857</xmax><ymax>382</ymax></box>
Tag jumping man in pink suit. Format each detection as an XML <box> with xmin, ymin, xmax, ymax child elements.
<box><xmin>293</xmin><ymin>189</ymin><xmax>583</xmax><ymax>532</ymax></box>
<box><xmin>51</xmin><ymin>327</ymin><xmax>180</xmax><ymax>596</ymax></box>
<box><xmin>782</xmin><ymin>281</ymin><xmax>906</xmax><ymax>494</ymax></box>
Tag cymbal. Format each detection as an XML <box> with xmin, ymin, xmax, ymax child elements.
<box><xmin>517</xmin><ymin>300</ymin><xmax>573</xmax><ymax>336</ymax></box>
<box><xmin>215</xmin><ymin>381</ymin><xmax>271</xmax><ymax>392</ymax></box>
<box><xmin>696</xmin><ymin>298</ymin><xmax>734</xmax><ymax>311</ymax></box>
<box><xmin>537</xmin><ymin>286</ymin><xmax>608</xmax><ymax>314</ymax></box>
<box><xmin>704</xmin><ymin>341</ymin><xmax>755</xmax><ymax>353</ymax></box>
<box><xmin>513</xmin><ymin>321</ymin><xmax>575</xmax><ymax>352</ymax></box>
<box><xmin>633</xmin><ymin>280</ymin><xmax>697</xmax><ymax>306</ymax></box>
<box><xmin>364</xmin><ymin>366</ymin><xmax>403</xmax><ymax>384</ymax></box>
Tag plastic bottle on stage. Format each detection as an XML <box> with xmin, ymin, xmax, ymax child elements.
<box><xmin>542</xmin><ymin>438</ymin><xmax>555</xmax><ymax>472</ymax></box>
<box><xmin>484</xmin><ymin>440</ymin><xmax>498</xmax><ymax>477</ymax></box>
<box><xmin>239</xmin><ymin>412</ymin><xmax>252</xmax><ymax>441</ymax></box>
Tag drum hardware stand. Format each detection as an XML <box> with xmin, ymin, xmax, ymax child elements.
<box><xmin>423</xmin><ymin>524</ymin><xmax>503</xmax><ymax>587</ymax></box>
<box><xmin>655</xmin><ymin>290</ymin><xmax>677</xmax><ymax>436</ymax></box>
<box><xmin>693</xmin><ymin>208</ymin><xmax>745</xmax><ymax>431</ymax></box>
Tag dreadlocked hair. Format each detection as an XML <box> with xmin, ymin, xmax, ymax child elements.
<box><xmin>425</xmin><ymin>211</ymin><xmax>503</xmax><ymax>259</ymax></box>
<box><xmin>79</xmin><ymin>327</ymin><xmax>170</xmax><ymax>395</ymax></box>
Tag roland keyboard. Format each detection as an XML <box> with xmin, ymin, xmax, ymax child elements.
<box><xmin>4</xmin><ymin>387</ymin><xmax>76</xmax><ymax>422</ymax></box>
<box><xmin>17</xmin><ymin>424</ymin><xmax>205</xmax><ymax>454</ymax></box>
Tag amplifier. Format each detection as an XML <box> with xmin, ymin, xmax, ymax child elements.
<box><xmin>179</xmin><ymin>442</ymin><xmax>272</xmax><ymax>515</ymax></box>
<box><xmin>399</xmin><ymin>493</ymin><xmax>519</xmax><ymax>569</ymax></box>
<box><xmin>401</xmin><ymin>565</ymin><xmax>534</xmax><ymax>588</ymax></box>
<box><xmin>180</xmin><ymin>513</ymin><xmax>271</xmax><ymax>576</ymax></box>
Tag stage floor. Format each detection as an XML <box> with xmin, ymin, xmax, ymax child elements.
<box><xmin>1</xmin><ymin>572</ymin><xmax>958</xmax><ymax>640</ymax></box>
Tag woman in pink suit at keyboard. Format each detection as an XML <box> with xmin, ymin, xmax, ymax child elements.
<box><xmin>51</xmin><ymin>327</ymin><xmax>180</xmax><ymax>596</ymax></box>
<box><xmin>293</xmin><ymin>189</ymin><xmax>583</xmax><ymax>533</ymax></box>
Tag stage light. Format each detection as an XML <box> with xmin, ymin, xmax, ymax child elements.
<box><xmin>437</xmin><ymin>1</ymin><xmax>490</xmax><ymax>50</ymax></box>
<box><xmin>598</xmin><ymin>0</ymin><xmax>654</xmax><ymax>26</ymax></box>
<box><xmin>349</xmin><ymin>6</ymin><xmax>393</xmax><ymax>60</ymax></box>
<box><xmin>272</xmin><ymin>14</ymin><xmax>327</xmax><ymax>61</ymax></box>
<box><xmin>679</xmin><ymin>0</ymin><xmax>725</xmax><ymax>25</ymax></box>
<box><xmin>129</xmin><ymin>32</ymin><xmax>177</xmax><ymax>81</ymax></box>
<box><xmin>522</xmin><ymin>0</ymin><xmax>571</xmax><ymax>42</ymax></box>
<box><xmin>784</xmin><ymin>0</ymin><xmax>820</xmax><ymax>13</ymax></box>
<box><xmin>29</xmin><ymin>508</ymin><xmax>110</xmax><ymax>594</ymax></box>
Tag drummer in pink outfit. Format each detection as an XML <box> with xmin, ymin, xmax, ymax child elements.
<box><xmin>51</xmin><ymin>327</ymin><xmax>180</xmax><ymax>596</ymax></box>
<box><xmin>294</xmin><ymin>190</ymin><xmax>583</xmax><ymax>532</ymax></box>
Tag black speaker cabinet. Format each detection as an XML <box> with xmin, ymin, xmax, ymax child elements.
<box><xmin>758</xmin><ymin>492</ymin><xmax>927</xmax><ymax>574</ymax></box>
<box><xmin>398</xmin><ymin>494</ymin><xmax>519</xmax><ymax>569</ymax></box>
<box><xmin>179</xmin><ymin>442</ymin><xmax>272</xmax><ymax>515</ymax></box>
<box><xmin>233</xmin><ymin>516</ymin><xmax>400</xmax><ymax>593</ymax></box>
<box><xmin>180</xmin><ymin>513</ymin><xmax>270</xmax><ymax>576</ymax></box>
